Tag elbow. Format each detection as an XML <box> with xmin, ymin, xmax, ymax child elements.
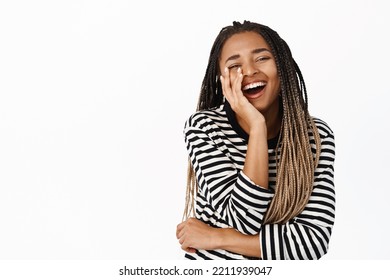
<box><xmin>302</xmin><ymin>241</ymin><xmax>331</xmax><ymax>260</ymax></box>
<box><xmin>317</xmin><ymin>243</ymin><xmax>331</xmax><ymax>260</ymax></box>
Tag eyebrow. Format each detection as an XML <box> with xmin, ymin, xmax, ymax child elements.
<box><xmin>225</xmin><ymin>48</ymin><xmax>271</xmax><ymax>64</ymax></box>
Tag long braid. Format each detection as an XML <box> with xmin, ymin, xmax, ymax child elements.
<box><xmin>263</xmin><ymin>32</ymin><xmax>320</xmax><ymax>223</ymax></box>
<box><xmin>183</xmin><ymin>21</ymin><xmax>321</xmax><ymax>225</ymax></box>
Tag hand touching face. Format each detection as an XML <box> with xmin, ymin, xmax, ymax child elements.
<box><xmin>219</xmin><ymin>31</ymin><xmax>280</xmax><ymax>116</ymax></box>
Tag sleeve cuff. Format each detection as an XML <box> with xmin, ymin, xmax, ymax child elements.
<box><xmin>231</xmin><ymin>171</ymin><xmax>274</xmax><ymax>224</ymax></box>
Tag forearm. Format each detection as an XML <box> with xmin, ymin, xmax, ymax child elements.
<box><xmin>216</xmin><ymin>228</ymin><xmax>261</xmax><ymax>258</ymax></box>
<box><xmin>243</xmin><ymin>123</ymin><xmax>268</xmax><ymax>188</ymax></box>
<box><xmin>185</xmin><ymin>124</ymin><xmax>274</xmax><ymax>235</ymax></box>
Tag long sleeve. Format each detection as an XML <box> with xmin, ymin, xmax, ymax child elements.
<box><xmin>184</xmin><ymin>112</ymin><xmax>274</xmax><ymax>235</ymax></box>
<box><xmin>260</xmin><ymin>123</ymin><xmax>336</xmax><ymax>259</ymax></box>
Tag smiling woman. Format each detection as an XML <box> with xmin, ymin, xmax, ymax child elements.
<box><xmin>176</xmin><ymin>20</ymin><xmax>336</xmax><ymax>260</ymax></box>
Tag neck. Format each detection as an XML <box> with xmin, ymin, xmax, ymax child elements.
<box><xmin>263</xmin><ymin>106</ymin><xmax>282</xmax><ymax>139</ymax></box>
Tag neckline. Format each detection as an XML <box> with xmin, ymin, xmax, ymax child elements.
<box><xmin>223</xmin><ymin>101</ymin><xmax>280</xmax><ymax>150</ymax></box>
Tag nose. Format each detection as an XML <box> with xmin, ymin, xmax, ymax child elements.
<box><xmin>242</xmin><ymin>62</ymin><xmax>258</xmax><ymax>77</ymax></box>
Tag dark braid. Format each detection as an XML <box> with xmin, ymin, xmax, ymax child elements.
<box><xmin>184</xmin><ymin>20</ymin><xmax>321</xmax><ymax>224</ymax></box>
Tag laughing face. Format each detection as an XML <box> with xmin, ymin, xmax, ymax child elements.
<box><xmin>219</xmin><ymin>31</ymin><xmax>281</xmax><ymax>116</ymax></box>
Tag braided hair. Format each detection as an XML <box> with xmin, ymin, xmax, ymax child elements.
<box><xmin>183</xmin><ymin>20</ymin><xmax>321</xmax><ymax>224</ymax></box>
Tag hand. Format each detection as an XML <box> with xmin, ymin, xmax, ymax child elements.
<box><xmin>220</xmin><ymin>67</ymin><xmax>265</xmax><ymax>132</ymax></box>
<box><xmin>176</xmin><ymin>218</ymin><xmax>219</xmax><ymax>253</ymax></box>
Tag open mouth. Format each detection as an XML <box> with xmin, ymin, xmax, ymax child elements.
<box><xmin>242</xmin><ymin>81</ymin><xmax>266</xmax><ymax>95</ymax></box>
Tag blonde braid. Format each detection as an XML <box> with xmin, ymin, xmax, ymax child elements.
<box><xmin>182</xmin><ymin>160</ymin><xmax>197</xmax><ymax>221</ymax></box>
<box><xmin>263</xmin><ymin>88</ymin><xmax>321</xmax><ymax>224</ymax></box>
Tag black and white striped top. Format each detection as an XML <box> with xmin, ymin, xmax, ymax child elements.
<box><xmin>183</xmin><ymin>102</ymin><xmax>335</xmax><ymax>260</ymax></box>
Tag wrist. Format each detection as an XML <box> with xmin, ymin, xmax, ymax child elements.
<box><xmin>212</xmin><ymin>227</ymin><xmax>225</xmax><ymax>249</ymax></box>
<box><xmin>248</xmin><ymin>116</ymin><xmax>267</xmax><ymax>134</ymax></box>
<box><xmin>237</xmin><ymin>114</ymin><xmax>266</xmax><ymax>136</ymax></box>
<box><xmin>249</xmin><ymin>123</ymin><xmax>267</xmax><ymax>137</ymax></box>
<box><xmin>215</xmin><ymin>228</ymin><xmax>235</xmax><ymax>250</ymax></box>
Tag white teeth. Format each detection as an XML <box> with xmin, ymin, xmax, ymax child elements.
<box><xmin>243</xmin><ymin>82</ymin><xmax>266</xmax><ymax>90</ymax></box>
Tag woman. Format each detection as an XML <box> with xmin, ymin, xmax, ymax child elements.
<box><xmin>176</xmin><ymin>21</ymin><xmax>335</xmax><ymax>260</ymax></box>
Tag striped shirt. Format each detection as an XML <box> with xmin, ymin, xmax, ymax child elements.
<box><xmin>183</xmin><ymin>102</ymin><xmax>335</xmax><ymax>260</ymax></box>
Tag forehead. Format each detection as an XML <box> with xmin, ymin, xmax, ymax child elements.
<box><xmin>220</xmin><ymin>31</ymin><xmax>270</xmax><ymax>59</ymax></box>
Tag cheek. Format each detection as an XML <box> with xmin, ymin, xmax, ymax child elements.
<box><xmin>273</xmin><ymin>74</ymin><xmax>280</xmax><ymax>90</ymax></box>
<box><xmin>264</xmin><ymin>62</ymin><xmax>278</xmax><ymax>78</ymax></box>
<box><xmin>266</xmin><ymin>70</ymin><xmax>280</xmax><ymax>95</ymax></box>
<box><xmin>266</xmin><ymin>65</ymin><xmax>280</xmax><ymax>88</ymax></box>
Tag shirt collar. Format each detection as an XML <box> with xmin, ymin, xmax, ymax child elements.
<box><xmin>223</xmin><ymin>101</ymin><xmax>280</xmax><ymax>150</ymax></box>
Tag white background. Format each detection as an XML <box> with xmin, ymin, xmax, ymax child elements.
<box><xmin>0</xmin><ymin>0</ymin><xmax>389</xmax><ymax>260</ymax></box>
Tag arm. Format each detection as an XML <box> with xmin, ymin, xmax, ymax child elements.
<box><xmin>176</xmin><ymin>218</ymin><xmax>261</xmax><ymax>258</ymax></box>
<box><xmin>179</xmin><ymin>127</ymin><xmax>335</xmax><ymax>260</ymax></box>
<box><xmin>221</xmin><ymin>67</ymin><xmax>269</xmax><ymax>188</ymax></box>
<box><xmin>185</xmin><ymin>119</ymin><xmax>273</xmax><ymax>235</ymax></box>
<box><xmin>183</xmin><ymin>68</ymin><xmax>273</xmax><ymax>234</ymax></box>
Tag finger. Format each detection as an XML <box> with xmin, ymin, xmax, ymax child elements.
<box><xmin>181</xmin><ymin>237</ymin><xmax>197</xmax><ymax>253</ymax></box>
<box><xmin>176</xmin><ymin>222</ymin><xmax>186</xmax><ymax>239</ymax></box>
<box><xmin>186</xmin><ymin>248</ymin><xmax>197</xmax><ymax>254</ymax></box>
<box><xmin>221</xmin><ymin>67</ymin><xmax>234</xmax><ymax>103</ymax></box>
<box><xmin>220</xmin><ymin>68</ymin><xmax>230</xmax><ymax>97</ymax></box>
<box><xmin>181</xmin><ymin>240</ymin><xmax>195</xmax><ymax>253</ymax></box>
<box><xmin>182</xmin><ymin>244</ymin><xmax>197</xmax><ymax>254</ymax></box>
<box><xmin>232</xmin><ymin>67</ymin><xmax>244</xmax><ymax>97</ymax></box>
<box><xmin>179</xmin><ymin>235</ymin><xmax>185</xmax><ymax>245</ymax></box>
<box><xmin>180</xmin><ymin>236</ymin><xmax>194</xmax><ymax>252</ymax></box>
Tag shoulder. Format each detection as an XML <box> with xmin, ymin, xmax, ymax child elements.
<box><xmin>312</xmin><ymin>117</ymin><xmax>334</xmax><ymax>140</ymax></box>
<box><xmin>184</xmin><ymin>105</ymin><xmax>227</xmax><ymax>130</ymax></box>
<box><xmin>311</xmin><ymin>117</ymin><xmax>335</xmax><ymax>158</ymax></box>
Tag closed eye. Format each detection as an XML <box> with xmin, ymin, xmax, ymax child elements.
<box><xmin>228</xmin><ymin>64</ymin><xmax>241</xmax><ymax>70</ymax></box>
<box><xmin>256</xmin><ymin>56</ymin><xmax>270</xmax><ymax>62</ymax></box>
